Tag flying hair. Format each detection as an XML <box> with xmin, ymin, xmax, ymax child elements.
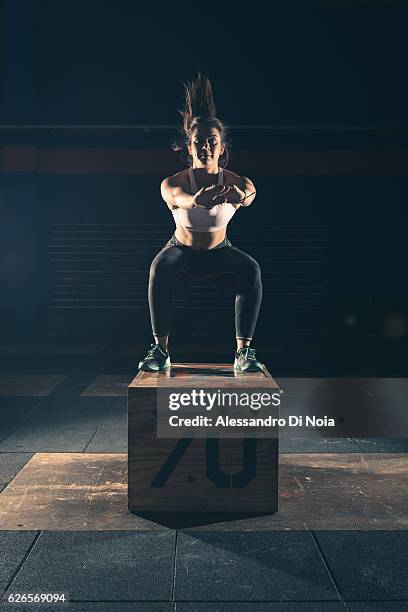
<box><xmin>172</xmin><ymin>72</ymin><xmax>231</xmax><ymax>167</ymax></box>
<box><xmin>180</xmin><ymin>72</ymin><xmax>217</xmax><ymax>135</ymax></box>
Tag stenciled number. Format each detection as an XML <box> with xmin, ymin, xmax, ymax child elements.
<box><xmin>150</xmin><ymin>438</ymin><xmax>257</xmax><ymax>487</ymax></box>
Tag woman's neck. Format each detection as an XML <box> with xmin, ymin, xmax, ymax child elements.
<box><xmin>192</xmin><ymin>164</ymin><xmax>220</xmax><ymax>175</ymax></box>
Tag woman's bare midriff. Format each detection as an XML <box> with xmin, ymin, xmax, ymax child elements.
<box><xmin>171</xmin><ymin>167</ymin><xmax>238</xmax><ymax>250</ymax></box>
<box><xmin>174</xmin><ymin>225</ymin><xmax>227</xmax><ymax>250</ymax></box>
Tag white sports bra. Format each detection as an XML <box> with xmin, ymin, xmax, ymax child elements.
<box><xmin>171</xmin><ymin>167</ymin><xmax>237</xmax><ymax>232</ymax></box>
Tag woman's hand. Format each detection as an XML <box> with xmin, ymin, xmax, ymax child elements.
<box><xmin>193</xmin><ymin>184</ymin><xmax>247</xmax><ymax>209</ymax></box>
<box><xmin>193</xmin><ymin>185</ymin><xmax>227</xmax><ymax>209</ymax></box>
<box><xmin>212</xmin><ymin>185</ymin><xmax>246</xmax><ymax>206</ymax></box>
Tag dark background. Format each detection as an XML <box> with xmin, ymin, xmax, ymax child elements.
<box><xmin>1</xmin><ymin>0</ymin><xmax>407</xmax><ymax>374</ymax></box>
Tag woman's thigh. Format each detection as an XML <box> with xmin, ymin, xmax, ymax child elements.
<box><xmin>198</xmin><ymin>245</ymin><xmax>261</xmax><ymax>280</ymax></box>
<box><xmin>149</xmin><ymin>244</ymin><xmax>188</xmax><ymax>279</ymax></box>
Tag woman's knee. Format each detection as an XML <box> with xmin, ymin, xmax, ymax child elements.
<box><xmin>240</xmin><ymin>255</ymin><xmax>262</xmax><ymax>288</ymax></box>
<box><xmin>252</xmin><ymin>257</ymin><xmax>262</xmax><ymax>283</ymax></box>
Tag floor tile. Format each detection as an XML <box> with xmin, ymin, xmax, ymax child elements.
<box><xmin>0</xmin><ymin>344</ymin><xmax>106</xmax><ymax>356</ymax></box>
<box><xmin>279</xmin><ymin>453</ymin><xmax>408</xmax><ymax>530</ymax></box>
<box><xmin>0</xmin><ymin>531</ymin><xmax>38</xmax><ymax>593</ymax></box>
<box><xmin>279</xmin><ymin>378</ymin><xmax>408</xmax><ymax>399</ymax></box>
<box><xmin>353</xmin><ymin>378</ymin><xmax>408</xmax><ymax>397</ymax></box>
<box><xmin>314</xmin><ymin>531</ymin><xmax>408</xmax><ymax>600</ymax></box>
<box><xmin>110</xmin><ymin>397</ymin><xmax>127</xmax><ymax>410</ymax></box>
<box><xmin>4</xmin><ymin>531</ymin><xmax>175</xmax><ymax>602</ymax></box>
<box><xmin>98</xmin><ymin>409</ymin><xmax>128</xmax><ymax>429</ymax></box>
<box><xmin>0</xmin><ymin>453</ymin><xmax>166</xmax><ymax>530</ymax></box>
<box><xmin>1</xmin><ymin>453</ymin><xmax>406</xmax><ymax>531</ymax></box>
<box><xmin>12</xmin><ymin>413</ymin><xmax>102</xmax><ymax>431</ymax></box>
<box><xmin>0</xmin><ymin>393</ymin><xmax>113</xmax><ymax>452</ymax></box>
<box><xmin>81</xmin><ymin>375</ymin><xmax>133</xmax><ymax>397</ymax></box>
<box><xmin>347</xmin><ymin>603</ymin><xmax>408</xmax><ymax>612</ymax></box>
<box><xmin>181</xmin><ymin>514</ymin><xmax>306</xmax><ymax>532</ymax></box>
<box><xmin>0</xmin><ymin>398</ymin><xmax>43</xmax><ymax>439</ymax></box>
<box><xmin>37</xmin><ymin>396</ymin><xmax>113</xmax><ymax>419</ymax></box>
<box><xmin>85</xmin><ymin>429</ymin><xmax>127</xmax><ymax>452</ymax></box>
<box><xmin>280</xmin><ymin>437</ymin><xmax>361</xmax><ymax>453</ymax></box>
<box><xmin>0</xmin><ymin>397</ymin><xmax>43</xmax><ymax>412</ymax></box>
<box><xmin>175</xmin><ymin>531</ymin><xmax>339</xmax><ymax>601</ymax></box>
<box><xmin>0</xmin><ymin>424</ymin><xmax>98</xmax><ymax>452</ymax></box>
<box><xmin>355</xmin><ymin>438</ymin><xmax>408</xmax><ymax>453</ymax></box>
<box><xmin>0</xmin><ymin>603</ymin><xmax>173</xmax><ymax>611</ymax></box>
<box><xmin>0</xmin><ymin>375</ymin><xmax>68</xmax><ymax>397</ymax></box>
<box><xmin>0</xmin><ymin>452</ymin><xmax>33</xmax><ymax>484</ymax></box>
<box><xmin>175</xmin><ymin>604</ymin><xmax>346</xmax><ymax>612</ymax></box>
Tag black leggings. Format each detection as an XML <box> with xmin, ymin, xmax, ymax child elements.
<box><xmin>148</xmin><ymin>236</ymin><xmax>262</xmax><ymax>339</ymax></box>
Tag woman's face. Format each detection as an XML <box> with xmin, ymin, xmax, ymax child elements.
<box><xmin>188</xmin><ymin>126</ymin><xmax>225</xmax><ymax>168</ymax></box>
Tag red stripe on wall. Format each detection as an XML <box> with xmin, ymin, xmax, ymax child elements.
<box><xmin>2</xmin><ymin>145</ymin><xmax>408</xmax><ymax>175</ymax></box>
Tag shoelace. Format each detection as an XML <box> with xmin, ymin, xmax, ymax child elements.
<box><xmin>147</xmin><ymin>344</ymin><xmax>167</xmax><ymax>358</ymax></box>
<box><xmin>239</xmin><ymin>347</ymin><xmax>256</xmax><ymax>360</ymax></box>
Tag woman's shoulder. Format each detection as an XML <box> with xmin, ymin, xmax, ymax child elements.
<box><xmin>164</xmin><ymin>168</ymin><xmax>190</xmax><ymax>187</ymax></box>
<box><xmin>223</xmin><ymin>168</ymin><xmax>242</xmax><ymax>184</ymax></box>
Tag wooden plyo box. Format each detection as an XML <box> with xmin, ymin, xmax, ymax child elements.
<box><xmin>128</xmin><ymin>363</ymin><xmax>279</xmax><ymax>513</ymax></box>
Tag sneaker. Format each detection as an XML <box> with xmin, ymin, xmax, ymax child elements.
<box><xmin>138</xmin><ymin>343</ymin><xmax>171</xmax><ymax>371</ymax></box>
<box><xmin>234</xmin><ymin>347</ymin><xmax>264</xmax><ymax>372</ymax></box>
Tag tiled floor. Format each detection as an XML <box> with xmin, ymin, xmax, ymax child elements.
<box><xmin>0</xmin><ymin>343</ymin><xmax>407</xmax><ymax>610</ymax></box>
<box><xmin>0</xmin><ymin>452</ymin><xmax>407</xmax><ymax>530</ymax></box>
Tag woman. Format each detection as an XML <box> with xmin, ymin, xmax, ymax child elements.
<box><xmin>138</xmin><ymin>73</ymin><xmax>263</xmax><ymax>372</ymax></box>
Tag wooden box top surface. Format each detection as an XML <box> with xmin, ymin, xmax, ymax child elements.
<box><xmin>129</xmin><ymin>363</ymin><xmax>279</xmax><ymax>389</ymax></box>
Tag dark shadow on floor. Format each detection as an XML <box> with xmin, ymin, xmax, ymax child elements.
<box><xmin>131</xmin><ymin>510</ymin><xmax>271</xmax><ymax>529</ymax></box>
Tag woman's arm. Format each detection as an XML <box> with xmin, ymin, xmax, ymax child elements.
<box><xmin>237</xmin><ymin>176</ymin><xmax>257</xmax><ymax>207</ymax></box>
<box><xmin>161</xmin><ymin>176</ymin><xmax>227</xmax><ymax>210</ymax></box>
<box><xmin>161</xmin><ymin>177</ymin><xmax>195</xmax><ymax>210</ymax></box>
<box><xmin>212</xmin><ymin>175</ymin><xmax>257</xmax><ymax>208</ymax></box>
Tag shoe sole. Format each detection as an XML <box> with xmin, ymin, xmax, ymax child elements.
<box><xmin>234</xmin><ymin>360</ymin><xmax>264</xmax><ymax>372</ymax></box>
<box><xmin>138</xmin><ymin>358</ymin><xmax>171</xmax><ymax>372</ymax></box>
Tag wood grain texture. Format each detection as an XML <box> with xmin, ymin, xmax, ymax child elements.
<box><xmin>128</xmin><ymin>363</ymin><xmax>279</xmax><ymax>512</ymax></box>
<box><xmin>128</xmin><ymin>436</ymin><xmax>278</xmax><ymax>512</ymax></box>
<box><xmin>129</xmin><ymin>363</ymin><xmax>280</xmax><ymax>389</ymax></box>
<box><xmin>0</xmin><ymin>453</ymin><xmax>406</xmax><ymax>530</ymax></box>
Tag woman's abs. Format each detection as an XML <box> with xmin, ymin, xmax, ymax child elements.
<box><xmin>174</xmin><ymin>224</ymin><xmax>227</xmax><ymax>250</ymax></box>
